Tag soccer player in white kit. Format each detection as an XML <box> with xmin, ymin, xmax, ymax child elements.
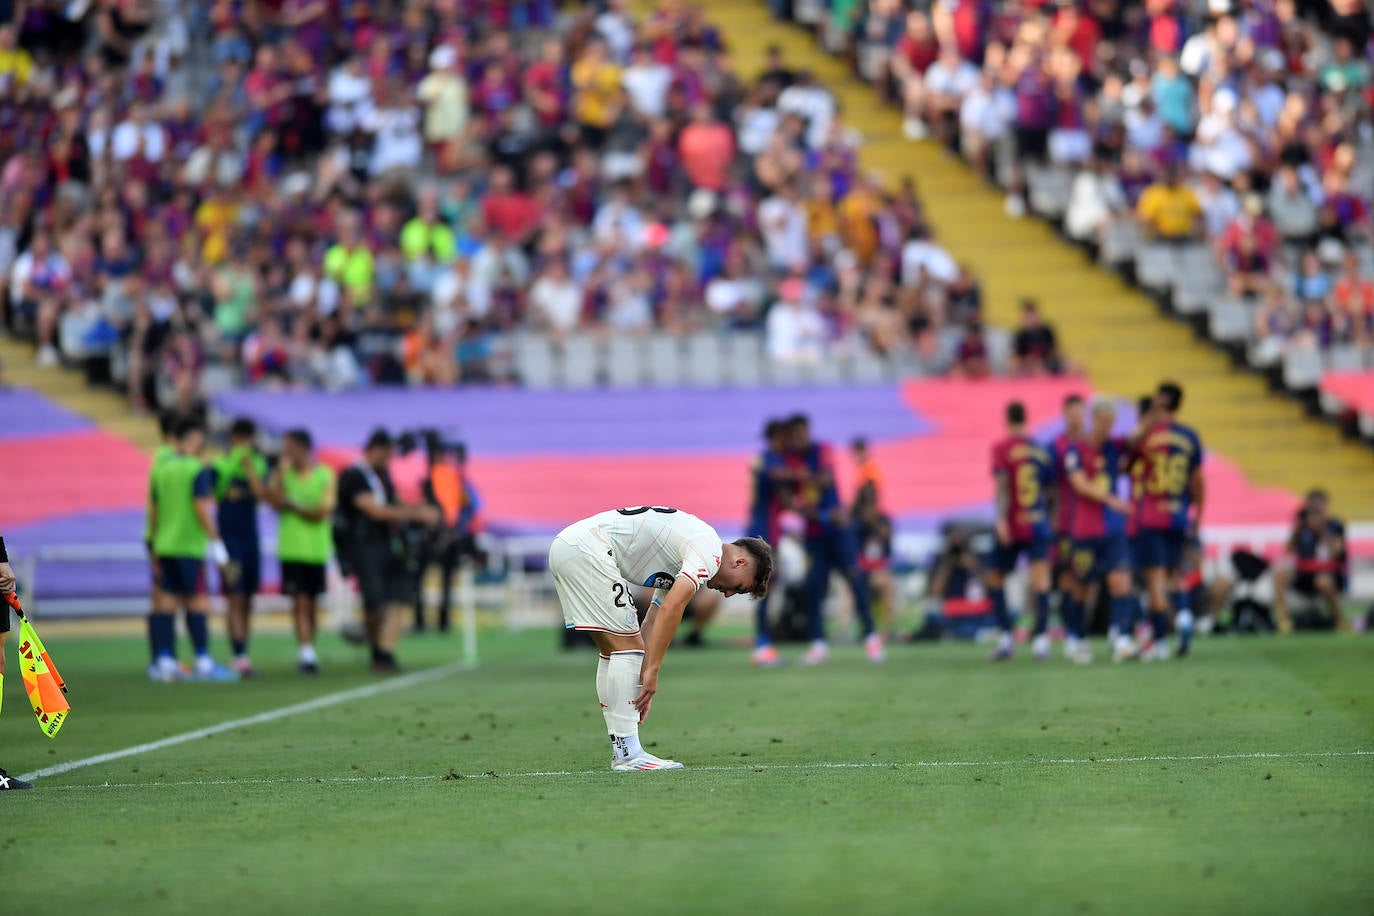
<box><xmin>550</xmin><ymin>507</ymin><xmax>772</xmax><ymax>771</ymax></box>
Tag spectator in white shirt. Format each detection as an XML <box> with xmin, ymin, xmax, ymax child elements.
<box><xmin>595</xmin><ymin>0</ymin><xmax>636</xmax><ymax>63</ymax></box>
<box><xmin>364</xmin><ymin>80</ymin><xmax>423</xmax><ymax>177</ymax></box>
<box><xmin>777</xmin><ymin>71</ymin><xmax>835</xmax><ymax>150</ymax></box>
<box><xmin>1065</xmin><ymin>158</ymin><xmax>1127</xmax><ymax>244</ymax></box>
<box><xmin>621</xmin><ymin>44</ymin><xmax>673</xmax><ymax>120</ymax></box>
<box><xmin>900</xmin><ymin>227</ymin><xmax>959</xmax><ymax>288</ymax></box>
<box><xmin>326</xmin><ymin>55</ymin><xmax>374</xmax><ymax>136</ymax></box>
<box><xmin>528</xmin><ymin>259</ymin><xmax>584</xmax><ymax>336</ymax></box>
<box><xmin>923</xmin><ymin>45</ymin><xmax>979</xmax><ymax>148</ymax></box>
<box><xmin>766</xmin><ymin>278</ymin><xmax>825</xmax><ymax>364</ymax></box>
<box><xmin>10</xmin><ymin>233</ymin><xmax>73</xmax><ymax>366</ymax></box>
<box><xmin>111</xmin><ymin>102</ymin><xmax>166</xmax><ymax>162</ymax></box>
<box><xmin>466</xmin><ymin>236</ymin><xmax>529</xmax><ymax>321</ymax></box>
<box><xmin>592</xmin><ymin>182</ymin><xmax>646</xmax><ymax>254</ymax></box>
<box><xmin>757</xmin><ymin>182</ymin><xmax>809</xmax><ymax>272</ymax></box>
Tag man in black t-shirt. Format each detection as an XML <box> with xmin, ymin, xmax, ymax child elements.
<box><xmin>336</xmin><ymin>429</ymin><xmax>440</xmax><ymax>672</ymax></box>
<box><xmin>1011</xmin><ymin>298</ymin><xmax>1063</xmax><ymax>376</ymax></box>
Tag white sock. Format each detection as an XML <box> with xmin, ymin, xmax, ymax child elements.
<box><xmin>605</xmin><ymin>651</ymin><xmax>645</xmax><ymax>761</ymax></box>
<box><xmin>596</xmin><ymin>654</ymin><xmax>611</xmax><ymax>729</ymax></box>
<box><xmin>998</xmin><ymin>632</ymin><xmax>1013</xmax><ymax>651</ymax></box>
<box><xmin>299</xmin><ymin>644</ymin><xmax>317</xmax><ymax>664</ymax></box>
<box><xmin>157</xmin><ymin>655</ymin><xmax>180</xmax><ymax>674</ymax></box>
<box><xmin>1176</xmin><ymin>610</ymin><xmax>1195</xmax><ymax>633</ymax></box>
<box><xmin>195</xmin><ymin>654</ymin><xmax>214</xmax><ymax>672</ymax></box>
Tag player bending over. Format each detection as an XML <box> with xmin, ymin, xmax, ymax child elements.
<box><xmin>550</xmin><ymin>507</ymin><xmax>771</xmax><ymax>771</ymax></box>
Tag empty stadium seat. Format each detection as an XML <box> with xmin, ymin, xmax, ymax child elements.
<box><xmin>1208</xmin><ymin>298</ymin><xmax>1252</xmax><ymax>343</ymax></box>
<box><xmin>723</xmin><ymin>334</ymin><xmax>763</xmax><ymax>386</ymax></box>
<box><xmin>684</xmin><ymin>333</ymin><xmax>724</xmax><ymax>387</ymax></box>
<box><xmin>1099</xmin><ymin>218</ymin><xmax>1142</xmax><ymax>267</ymax></box>
<box><xmin>1327</xmin><ymin>344</ymin><xmax>1365</xmax><ymax>373</ymax></box>
<box><xmin>605</xmin><ymin>336</ymin><xmax>645</xmax><ymax>388</ymax></box>
<box><xmin>557</xmin><ymin>335</ymin><xmax>600</xmax><ymax>388</ymax></box>
<box><xmin>514</xmin><ymin>334</ymin><xmax>556</xmax><ymax>389</ymax></box>
<box><xmin>1282</xmin><ymin>347</ymin><xmax>1324</xmax><ymax>391</ymax></box>
<box><xmin>1135</xmin><ymin>243</ymin><xmax>1178</xmax><ymax>293</ymax></box>
<box><xmin>645</xmin><ymin>336</ymin><xmax>684</xmax><ymax>387</ymax></box>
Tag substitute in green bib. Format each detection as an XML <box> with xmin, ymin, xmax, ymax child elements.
<box><xmin>143</xmin><ymin>411</ymin><xmax>180</xmax><ymax>668</ymax></box>
<box><xmin>213</xmin><ymin>418</ymin><xmax>268</xmax><ymax>677</ymax></box>
<box><xmin>269</xmin><ymin>428</ymin><xmax>336</xmax><ymax>675</ymax></box>
<box><xmin>148</xmin><ymin>418</ymin><xmax>237</xmax><ymax>683</ymax></box>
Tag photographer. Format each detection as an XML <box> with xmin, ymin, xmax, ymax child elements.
<box><xmin>336</xmin><ymin>429</ymin><xmax>441</xmax><ymax>673</ymax></box>
<box><xmin>1273</xmin><ymin>489</ymin><xmax>1349</xmax><ymax>633</ymax></box>
<box><xmin>414</xmin><ymin>440</ymin><xmax>483</xmax><ymax>634</ymax></box>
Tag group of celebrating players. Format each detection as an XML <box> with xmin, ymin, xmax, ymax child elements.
<box><xmin>987</xmin><ymin>381</ymin><xmax>1204</xmax><ymax>664</ymax></box>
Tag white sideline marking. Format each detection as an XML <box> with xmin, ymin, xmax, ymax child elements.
<box><xmin>18</xmin><ymin>660</ymin><xmax>472</xmax><ymax>783</ymax></box>
<box><xmin>34</xmin><ymin>749</ymin><xmax>1373</xmax><ymax>790</ymax></box>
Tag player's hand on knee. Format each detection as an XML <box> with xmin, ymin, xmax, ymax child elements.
<box><xmin>0</xmin><ymin>561</ymin><xmax>15</xmax><ymax>594</ymax></box>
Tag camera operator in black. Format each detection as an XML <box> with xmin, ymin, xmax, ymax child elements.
<box><xmin>336</xmin><ymin>428</ymin><xmax>441</xmax><ymax>672</ymax></box>
<box><xmin>413</xmin><ymin>440</ymin><xmax>482</xmax><ymax>633</ymax></box>
<box><xmin>1273</xmin><ymin>489</ymin><xmax>1349</xmax><ymax>633</ymax></box>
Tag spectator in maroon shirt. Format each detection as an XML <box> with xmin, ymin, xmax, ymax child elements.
<box><xmin>950</xmin><ymin>321</ymin><xmax>991</xmax><ymax>379</ymax></box>
<box><xmin>481</xmin><ymin>165</ymin><xmax>540</xmax><ymax>244</ymax></box>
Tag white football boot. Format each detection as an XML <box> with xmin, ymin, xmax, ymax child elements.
<box><xmin>612</xmin><ymin>752</ymin><xmax>685</xmax><ymax>772</ymax></box>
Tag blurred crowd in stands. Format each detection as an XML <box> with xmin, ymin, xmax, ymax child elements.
<box><xmin>776</xmin><ymin>0</ymin><xmax>1374</xmax><ymax>365</ymax></box>
<box><xmin>0</xmin><ymin>0</ymin><xmax>1079</xmax><ymax>411</ymax></box>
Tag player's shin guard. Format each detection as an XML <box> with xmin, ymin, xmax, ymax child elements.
<box><xmin>1173</xmin><ymin>590</ymin><xmax>1194</xmax><ymax>654</ymax></box>
<box><xmin>1032</xmin><ymin>591</ymin><xmax>1051</xmax><ymax>636</ymax></box>
<box><xmin>990</xmin><ymin>587</ymin><xmax>1011</xmax><ymax>634</ymax></box>
<box><xmin>604</xmin><ymin>650</ymin><xmax>645</xmax><ymax>761</ymax></box>
<box><xmin>187</xmin><ymin>612</ymin><xmax>210</xmax><ymax>659</ymax></box>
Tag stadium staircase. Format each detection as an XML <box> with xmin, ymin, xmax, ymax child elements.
<box><xmin>674</xmin><ymin>0</ymin><xmax>1374</xmax><ymax>518</ymax></box>
<box><xmin>1</xmin><ymin>335</ymin><xmax>161</xmax><ymax>452</ymax></box>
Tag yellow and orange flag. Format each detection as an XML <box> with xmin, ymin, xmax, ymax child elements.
<box><xmin>6</xmin><ymin>593</ymin><xmax>69</xmax><ymax>738</ymax></box>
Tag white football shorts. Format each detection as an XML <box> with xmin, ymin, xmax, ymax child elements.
<box><xmin>549</xmin><ymin>533</ymin><xmax>641</xmax><ymax>637</ymax></box>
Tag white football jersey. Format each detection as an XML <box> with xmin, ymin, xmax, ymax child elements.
<box><xmin>558</xmin><ymin>507</ymin><xmax>723</xmax><ymax>592</ymax></box>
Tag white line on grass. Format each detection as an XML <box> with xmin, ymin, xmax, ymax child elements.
<box><xmin>35</xmin><ymin>749</ymin><xmax>1373</xmax><ymax>790</ymax></box>
<box><xmin>18</xmin><ymin>660</ymin><xmax>472</xmax><ymax>783</ymax></box>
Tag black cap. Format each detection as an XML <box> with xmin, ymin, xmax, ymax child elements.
<box><xmin>365</xmin><ymin>428</ymin><xmax>394</xmax><ymax>450</ymax></box>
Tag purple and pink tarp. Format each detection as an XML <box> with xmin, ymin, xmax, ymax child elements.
<box><xmin>4</xmin><ymin>379</ymin><xmax>1299</xmax><ymax>600</ymax></box>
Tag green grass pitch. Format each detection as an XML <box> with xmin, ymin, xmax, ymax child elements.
<box><xmin>3</xmin><ymin>627</ymin><xmax>1371</xmax><ymax>914</ymax></box>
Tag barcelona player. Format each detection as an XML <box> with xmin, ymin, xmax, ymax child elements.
<box><xmin>986</xmin><ymin>401</ymin><xmax>1055</xmax><ymax>661</ymax></box>
<box><xmin>748</xmin><ymin>419</ymin><xmax>789</xmax><ymax>667</ymax></box>
<box><xmin>1133</xmin><ymin>382</ymin><xmax>1205</xmax><ymax>659</ymax></box>
<box><xmin>1047</xmin><ymin>393</ymin><xmax>1086</xmax><ymax>659</ymax></box>
<box><xmin>213</xmin><ymin>418</ymin><xmax>268</xmax><ymax>677</ymax></box>
<box><xmin>788</xmin><ymin>415</ymin><xmax>882</xmax><ymax>666</ymax></box>
<box><xmin>1062</xmin><ymin>400</ymin><xmax>1134</xmax><ymax>664</ymax></box>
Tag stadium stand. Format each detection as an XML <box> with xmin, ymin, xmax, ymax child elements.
<box><xmin>754</xmin><ymin>0</ymin><xmax>1374</xmax><ymax>516</ymax></box>
<box><xmin>0</xmin><ymin>0</ymin><xmax>1052</xmax><ymax>407</ymax></box>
